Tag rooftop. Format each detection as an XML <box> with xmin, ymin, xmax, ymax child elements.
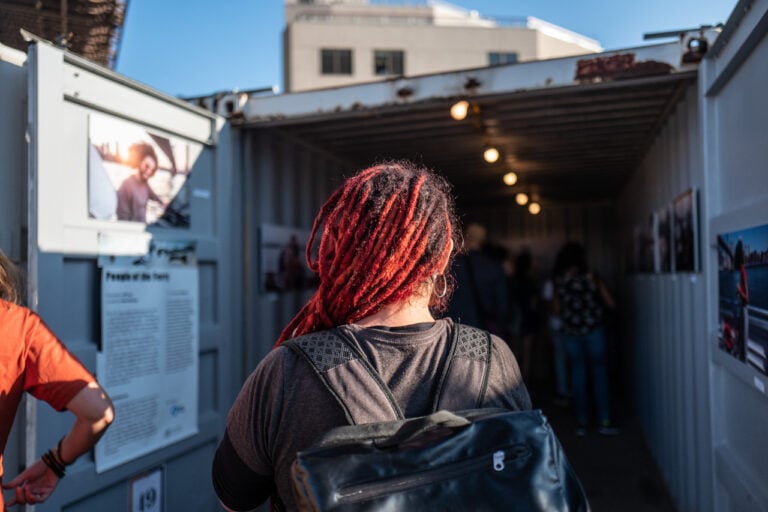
<box><xmin>287</xmin><ymin>0</ymin><xmax>602</xmax><ymax>51</ymax></box>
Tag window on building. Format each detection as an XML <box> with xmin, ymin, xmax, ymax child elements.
<box><xmin>321</xmin><ymin>49</ymin><xmax>353</xmax><ymax>75</ymax></box>
<box><xmin>488</xmin><ymin>52</ymin><xmax>519</xmax><ymax>66</ymax></box>
<box><xmin>374</xmin><ymin>50</ymin><xmax>404</xmax><ymax>76</ymax></box>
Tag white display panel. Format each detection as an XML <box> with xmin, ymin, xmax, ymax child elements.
<box><xmin>96</xmin><ymin>257</ymin><xmax>199</xmax><ymax>473</ymax></box>
<box><xmin>30</xmin><ymin>43</ymin><xmax>217</xmax><ymax>256</ymax></box>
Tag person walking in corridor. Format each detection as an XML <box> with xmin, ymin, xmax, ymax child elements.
<box><xmin>212</xmin><ymin>161</ymin><xmax>530</xmax><ymax>511</ymax></box>
<box><xmin>0</xmin><ymin>250</ymin><xmax>114</xmax><ymax>508</ymax></box>
<box><xmin>542</xmin><ymin>246</ymin><xmax>571</xmax><ymax>406</ymax></box>
<box><xmin>554</xmin><ymin>242</ymin><xmax>619</xmax><ymax>436</ymax></box>
<box><xmin>445</xmin><ymin>222</ymin><xmax>508</xmax><ymax>336</ymax></box>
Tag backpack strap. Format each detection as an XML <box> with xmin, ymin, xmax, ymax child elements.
<box><xmin>284</xmin><ymin>329</ymin><xmax>403</xmax><ymax>425</ymax></box>
<box><xmin>432</xmin><ymin>323</ymin><xmax>493</xmax><ymax>412</ymax></box>
<box><xmin>285</xmin><ymin>323</ymin><xmax>493</xmax><ymax>424</ymax></box>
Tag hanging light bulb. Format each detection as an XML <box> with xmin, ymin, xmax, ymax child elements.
<box><xmin>483</xmin><ymin>146</ymin><xmax>500</xmax><ymax>163</ymax></box>
<box><xmin>515</xmin><ymin>192</ymin><xmax>529</xmax><ymax>206</ymax></box>
<box><xmin>528</xmin><ymin>202</ymin><xmax>541</xmax><ymax>215</ymax></box>
<box><xmin>450</xmin><ymin>100</ymin><xmax>469</xmax><ymax>121</ymax></box>
<box><xmin>502</xmin><ymin>172</ymin><xmax>518</xmax><ymax>186</ymax></box>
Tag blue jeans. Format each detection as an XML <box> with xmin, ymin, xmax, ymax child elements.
<box><xmin>564</xmin><ymin>327</ymin><xmax>610</xmax><ymax>425</ymax></box>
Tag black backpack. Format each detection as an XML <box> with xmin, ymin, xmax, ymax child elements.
<box><xmin>285</xmin><ymin>323</ymin><xmax>590</xmax><ymax>511</ymax></box>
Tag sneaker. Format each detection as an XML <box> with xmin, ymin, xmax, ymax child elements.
<box><xmin>598</xmin><ymin>422</ymin><xmax>620</xmax><ymax>436</ymax></box>
<box><xmin>575</xmin><ymin>425</ymin><xmax>588</xmax><ymax>437</ymax></box>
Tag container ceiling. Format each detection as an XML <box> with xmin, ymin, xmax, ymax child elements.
<box><xmin>248</xmin><ymin>71</ymin><xmax>696</xmax><ymax>209</ymax></box>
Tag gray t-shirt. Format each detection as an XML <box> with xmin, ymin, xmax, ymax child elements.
<box><xmin>212</xmin><ymin>318</ymin><xmax>531</xmax><ymax>511</ymax></box>
<box><xmin>116</xmin><ymin>174</ymin><xmax>161</xmax><ymax>222</ymax></box>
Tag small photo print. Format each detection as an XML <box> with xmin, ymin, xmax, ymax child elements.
<box><xmin>88</xmin><ymin>113</ymin><xmax>203</xmax><ymax>227</ymax></box>
<box><xmin>717</xmin><ymin>222</ymin><xmax>768</xmax><ymax>376</ymax></box>
<box><xmin>672</xmin><ymin>189</ymin><xmax>698</xmax><ymax>272</ymax></box>
<box><xmin>259</xmin><ymin>224</ymin><xmax>317</xmax><ymax>293</ymax></box>
<box><xmin>656</xmin><ymin>206</ymin><xmax>672</xmax><ymax>273</ymax></box>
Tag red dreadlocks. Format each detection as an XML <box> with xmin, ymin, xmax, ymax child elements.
<box><xmin>275</xmin><ymin>161</ymin><xmax>459</xmax><ymax>346</ymax></box>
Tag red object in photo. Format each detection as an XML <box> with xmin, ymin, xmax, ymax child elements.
<box><xmin>722</xmin><ymin>321</ymin><xmax>734</xmax><ymax>351</ymax></box>
<box><xmin>737</xmin><ymin>265</ymin><xmax>749</xmax><ymax>305</ymax></box>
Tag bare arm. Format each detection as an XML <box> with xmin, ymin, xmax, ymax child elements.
<box><xmin>58</xmin><ymin>381</ymin><xmax>115</xmax><ymax>462</ymax></box>
<box><xmin>3</xmin><ymin>382</ymin><xmax>114</xmax><ymax>507</ymax></box>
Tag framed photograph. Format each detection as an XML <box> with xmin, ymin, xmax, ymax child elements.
<box><xmin>259</xmin><ymin>224</ymin><xmax>316</xmax><ymax>293</ymax></box>
<box><xmin>717</xmin><ymin>223</ymin><xmax>768</xmax><ymax>377</ymax></box>
<box><xmin>89</xmin><ymin>113</ymin><xmax>203</xmax><ymax>228</ymax></box>
<box><xmin>655</xmin><ymin>206</ymin><xmax>672</xmax><ymax>272</ymax></box>
<box><xmin>672</xmin><ymin>188</ymin><xmax>699</xmax><ymax>272</ymax></box>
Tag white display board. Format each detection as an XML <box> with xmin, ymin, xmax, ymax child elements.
<box><xmin>30</xmin><ymin>46</ymin><xmax>213</xmax><ymax>256</ymax></box>
<box><xmin>96</xmin><ymin>251</ymin><xmax>199</xmax><ymax>472</ymax></box>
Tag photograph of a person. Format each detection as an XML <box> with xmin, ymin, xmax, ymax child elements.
<box><xmin>88</xmin><ymin>113</ymin><xmax>203</xmax><ymax>227</ymax></box>
<box><xmin>259</xmin><ymin>224</ymin><xmax>314</xmax><ymax>293</ymax></box>
<box><xmin>717</xmin><ymin>223</ymin><xmax>768</xmax><ymax>376</ymax></box>
<box><xmin>672</xmin><ymin>188</ymin><xmax>698</xmax><ymax>272</ymax></box>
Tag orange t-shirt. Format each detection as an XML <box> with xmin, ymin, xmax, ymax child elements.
<box><xmin>0</xmin><ymin>299</ymin><xmax>95</xmax><ymax>506</ymax></box>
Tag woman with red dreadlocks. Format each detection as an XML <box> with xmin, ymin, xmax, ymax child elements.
<box><xmin>212</xmin><ymin>161</ymin><xmax>531</xmax><ymax>511</ymax></box>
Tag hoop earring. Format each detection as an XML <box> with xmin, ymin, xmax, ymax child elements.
<box><xmin>432</xmin><ymin>274</ymin><xmax>447</xmax><ymax>299</ymax></box>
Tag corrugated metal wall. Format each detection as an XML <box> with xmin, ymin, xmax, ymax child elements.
<box><xmin>617</xmin><ymin>3</ymin><xmax>768</xmax><ymax>510</ymax></box>
<box><xmin>0</xmin><ymin>47</ymin><xmax>26</xmax><ymax>262</ymax></box>
<box><xmin>616</xmin><ymin>85</ymin><xmax>714</xmax><ymax>512</ymax></box>
<box><xmin>239</xmin><ymin>128</ymin><xmax>352</xmax><ymax>372</ymax></box>
<box><xmin>701</xmin><ymin>1</ymin><xmax>768</xmax><ymax>509</ymax></box>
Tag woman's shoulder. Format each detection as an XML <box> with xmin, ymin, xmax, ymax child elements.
<box><xmin>0</xmin><ymin>298</ymin><xmax>35</xmax><ymax>329</ymax></box>
<box><xmin>0</xmin><ymin>296</ymin><xmax>19</xmax><ymax>311</ymax></box>
<box><xmin>244</xmin><ymin>334</ymin><xmax>336</xmax><ymax>388</ymax></box>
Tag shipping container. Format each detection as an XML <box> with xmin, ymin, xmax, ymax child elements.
<box><xmin>1</xmin><ymin>0</ymin><xmax>766</xmax><ymax>509</ymax></box>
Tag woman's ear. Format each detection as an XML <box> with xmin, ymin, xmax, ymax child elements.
<box><xmin>438</xmin><ymin>239</ymin><xmax>454</xmax><ymax>274</ymax></box>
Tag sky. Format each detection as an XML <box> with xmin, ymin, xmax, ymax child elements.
<box><xmin>722</xmin><ymin>225</ymin><xmax>768</xmax><ymax>255</ymax></box>
<box><xmin>115</xmin><ymin>0</ymin><xmax>737</xmax><ymax>98</ymax></box>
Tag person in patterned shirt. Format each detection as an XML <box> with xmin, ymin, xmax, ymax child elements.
<box><xmin>554</xmin><ymin>242</ymin><xmax>619</xmax><ymax>436</ymax></box>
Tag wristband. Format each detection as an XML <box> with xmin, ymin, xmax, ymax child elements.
<box><xmin>56</xmin><ymin>436</ymin><xmax>73</xmax><ymax>466</ymax></box>
<box><xmin>41</xmin><ymin>450</ymin><xmax>65</xmax><ymax>478</ymax></box>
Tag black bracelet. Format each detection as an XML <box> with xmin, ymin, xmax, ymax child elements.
<box><xmin>56</xmin><ymin>436</ymin><xmax>72</xmax><ymax>466</ymax></box>
<box><xmin>41</xmin><ymin>450</ymin><xmax>65</xmax><ymax>478</ymax></box>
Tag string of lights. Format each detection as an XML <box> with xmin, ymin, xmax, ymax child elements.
<box><xmin>449</xmin><ymin>95</ymin><xmax>541</xmax><ymax>216</ymax></box>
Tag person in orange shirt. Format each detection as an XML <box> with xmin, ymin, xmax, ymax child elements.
<box><xmin>0</xmin><ymin>250</ymin><xmax>114</xmax><ymax>508</ymax></box>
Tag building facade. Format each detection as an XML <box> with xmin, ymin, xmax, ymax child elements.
<box><xmin>283</xmin><ymin>0</ymin><xmax>602</xmax><ymax>92</ymax></box>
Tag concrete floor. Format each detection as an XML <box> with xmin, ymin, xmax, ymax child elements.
<box><xmin>531</xmin><ymin>383</ymin><xmax>679</xmax><ymax>512</ymax></box>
